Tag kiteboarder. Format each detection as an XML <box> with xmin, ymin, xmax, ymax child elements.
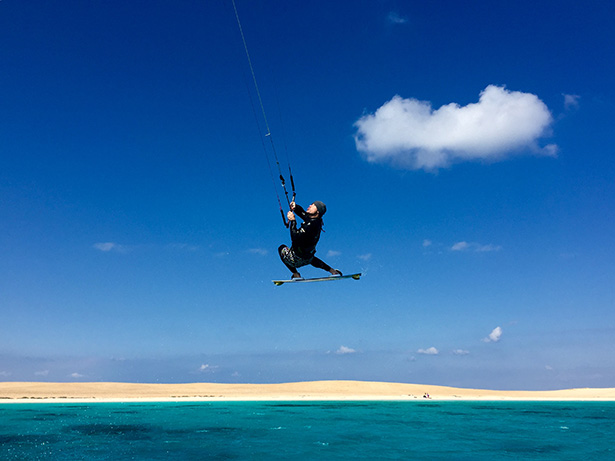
<box><xmin>278</xmin><ymin>201</ymin><xmax>342</xmax><ymax>280</ymax></box>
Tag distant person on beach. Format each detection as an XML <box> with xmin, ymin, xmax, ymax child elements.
<box><xmin>278</xmin><ymin>200</ymin><xmax>341</xmax><ymax>280</ymax></box>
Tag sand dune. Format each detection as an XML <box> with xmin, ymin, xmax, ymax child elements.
<box><xmin>1</xmin><ymin>380</ymin><xmax>614</xmax><ymax>402</ymax></box>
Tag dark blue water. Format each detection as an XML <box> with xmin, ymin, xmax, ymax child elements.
<box><xmin>1</xmin><ymin>401</ymin><xmax>614</xmax><ymax>459</ymax></box>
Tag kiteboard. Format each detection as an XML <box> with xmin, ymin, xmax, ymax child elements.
<box><xmin>273</xmin><ymin>273</ymin><xmax>362</xmax><ymax>286</ymax></box>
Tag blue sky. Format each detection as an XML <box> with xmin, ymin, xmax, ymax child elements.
<box><xmin>1</xmin><ymin>0</ymin><xmax>614</xmax><ymax>390</ymax></box>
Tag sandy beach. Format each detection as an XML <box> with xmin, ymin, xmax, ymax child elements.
<box><xmin>1</xmin><ymin>380</ymin><xmax>614</xmax><ymax>403</ymax></box>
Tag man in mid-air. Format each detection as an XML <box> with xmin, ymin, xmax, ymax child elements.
<box><xmin>278</xmin><ymin>200</ymin><xmax>342</xmax><ymax>280</ymax></box>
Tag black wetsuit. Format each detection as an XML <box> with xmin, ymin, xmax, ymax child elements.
<box><xmin>290</xmin><ymin>204</ymin><xmax>321</xmax><ymax>257</ymax></box>
<box><xmin>278</xmin><ymin>204</ymin><xmax>332</xmax><ymax>274</ymax></box>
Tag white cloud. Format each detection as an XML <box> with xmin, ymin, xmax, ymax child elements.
<box><xmin>387</xmin><ymin>11</ymin><xmax>408</xmax><ymax>25</ymax></box>
<box><xmin>94</xmin><ymin>242</ymin><xmax>199</xmax><ymax>253</ymax></box>
<box><xmin>93</xmin><ymin>242</ymin><xmax>123</xmax><ymax>252</ymax></box>
<box><xmin>327</xmin><ymin>250</ymin><xmax>342</xmax><ymax>258</ymax></box>
<box><xmin>354</xmin><ymin>85</ymin><xmax>556</xmax><ymax>171</ymax></box>
<box><xmin>453</xmin><ymin>349</ymin><xmax>470</xmax><ymax>356</ymax></box>
<box><xmin>418</xmin><ymin>347</ymin><xmax>439</xmax><ymax>355</ymax></box>
<box><xmin>247</xmin><ymin>248</ymin><xmax>268</xmax><ymax>256</ymax></box>
<box><xmin>357</xmin><ymin>253</ymin><xmax>372</xmax><ymax>261</ymax></box>
<box><xmin>336</xmin><ymin>346</ymin><xmax>356</xmax><ymax>355</ymax></box>
<box><xmin>198</xmin><ymin>364</ymin><xmax>219</xmax><ymax>373</ymax></box>
<box><xmin>451</xmin><ymin>241</ymin><xmax>502</xmax><ymax>252</ymax></box>
<box><xmin>483</xmin><ymin>326</ymin><xmax>503</xmax><ymax>343</ymax></box>
<box><xmin>0</xmin><ymin>371</ymin><xmax>11</xmax><ymax>377</ymax></box>
<box><xmin>70</xmin><ymin>372</ymin><xmax>84</xmax><ymax>378</ymax></box>
<box><xmin>451</xmin><ymin>241</ymin><xmax>469</xmax><ymax>251</ymax></box>
<box><xmin>422</xmin><ymin>239</ymin><xmax>432</xmax><ymax>247</ymax></box>
<box><xmin>35</xmin><ymin>370</ymin><xmax>49</xmax><ymax>377</ymax></box>
<box><xmin>563</xmin><ymin>93</ymin><xmax>580</xmax><ymax>110</ymax></box>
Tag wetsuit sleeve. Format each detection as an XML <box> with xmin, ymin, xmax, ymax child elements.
<box><xmin>290</xmin><ymin>204</ymin><xmax>306</xmax><ymax>242</ymax></box>
<box><xmin>290</xmin><ymin>218</ymin><xmax>298</xmax><ymax>235</ymax></box>
<box><xmin>289</xmin><ymin>206</ymin><xmax>306</xmax><ymax>244</ymax></box>
<box><xmin>293</xmin><ymin>204</ymin><xmax>308</xmax><ymax>221</ymax></box>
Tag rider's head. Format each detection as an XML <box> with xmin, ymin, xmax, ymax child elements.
<box><xmin>307</xmin><ymin>201</ymin><xmax>326</xmax><ymax>218</ymax></box>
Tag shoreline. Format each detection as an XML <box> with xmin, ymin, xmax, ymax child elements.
<box><xmin>2</xmin><ymin>380</ymin><xmax>615</xmax><ymax>403</ymax></box>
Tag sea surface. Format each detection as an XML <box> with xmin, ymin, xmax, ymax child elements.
<box><xmin>1</xmin><ymin>400</ymin><xmax>614</xmax><ymax>459</ymax></box>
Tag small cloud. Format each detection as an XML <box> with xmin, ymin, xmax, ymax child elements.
<box><xmin>418</xmin><ymin>347</ymin><xmax>439</xmax><ymax>355</ymax></box>
<box><xmin>0</xmin><ymin>371</ymin><xmax>12</xmax><ymax>377</ymax></box>
<box><xmin>35</xmin><ymin>370</ymin><xmax>50</xmax><ymax>377</ymax></box>
<box><xmin>93</xmin><ymin>242</ymin><xmax>124</xmax><ymax>252</ymax></box>
<box><xmin>451</xmin><ymin>241</ymin><xmax>501</xmax><ymax>252</ymax></box>
<box><xmin>357</xmin><ymin>253</ymin><xmax>372</xmax><ymax>261</ymax></box>
<box><xmin>483</xmin><ymin>326</ymin><xmax>503</xmax><ymax>343</ymax></box>
<box><xmin>563</xmin><ymin>93</ymin><xmax>580</xmax><ymax>110</ymax></box>
<box><xmin>70</xmin><ymin>372</ymin><xmax>84</xmax><ymax>379</ymax></box>
<box><xmin>451</xmin><ymin>241</ymin><xmax>469</xmax><ymax>251</ymax></box>
<box><xmin>545</xmin><ymin>365</ymin><xmax>554</xmax><ymax>371</ymax></box>
<box><xmin>166</xmin><ymin>243</ymin><xmax>200</xmax><ymax>252</ymax></box>
<box><xmin>336</xmin><ymin>346</ymin><xmax>357</xmax><ymax>355</ymax></box>
<box><xmin>247</xmin><ymin>248</ymin><xmax>268</xmax><ymax>256</ymax></box>
<box><xmin>327</xmin><ymin>250</ymin><xmax>342</xmax><ymax>258</ymax></box>
<box><xmin>453</xmin><ymin>349</ymin><xmax>470</xmax><ymax>356</ymax></box>
<box><xmin>355</xmin><ymin>85</ymin><xmax>556</xmax><ymax>171</ymax></box>
<box><xmin>422</xmin><ymin>239</ymin><xmax>432</xmax><ymax>247</ymax></box>
<box><xmin>543</xmin><ymin>144</ymin><xmax>559</xmax><ymax>156</ymax></box>
<box><xmin>95</xmin><ymin>242</ymin><xmax>200</xmax><ymax>253</ymax></box>
<box><xmin>387</xmin><ymin>11</ymin><xmax>408</xmax><ymax>25</ymax></box>
<box><xmin>198</xmin><ymin>364</ymin><xmax>219</xmax><ymax>373</ymax></box>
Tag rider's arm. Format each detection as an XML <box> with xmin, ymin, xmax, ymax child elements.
<box><xmin>293</xmin><ymin>203</ymin><xmax>307</xmax><ymax>220</ymax></box>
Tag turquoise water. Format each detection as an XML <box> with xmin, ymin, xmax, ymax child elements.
<box><xmin>1</xmin><ymin>401</ymin><xmax>614</xmax><ymax>459</ymax></box>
